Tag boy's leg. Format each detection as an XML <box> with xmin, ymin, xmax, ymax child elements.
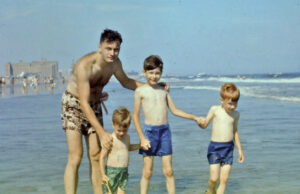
<box><xmin>117</xmin><ymin>187</ymin><xmax>126</xmax><ymax>194</ymax></box>
<box><xmin>85</xmin><ymin>133</ymin><xmax>102</xmax><ymax>194</ymax></box>
<box><xmin>162</xmin><ymin>155</ymin><xmax>175</xmax><ymax>194</ymax></box>
<box><xmin>64</xmin><ymin>130</ymin><xmax>83</xmax><ymax>194</ymax></box>
<box><xmin>140</xmin><ymin>156</ymin><xmax>154</xmax><ymax>194</ymax></box>
<box><xmin>216</xmin><ymin>164</ymin><xmax>232</xmax><ymax>194</ymax></box>
<box><xmin>207</xmin><ymin>164</ymin><xmax>220</xmax><ymax>194</ymax></box>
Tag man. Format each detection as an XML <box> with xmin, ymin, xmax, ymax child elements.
<box><xmin>61</xmin><ymin>29</ymin><xmax>143</xmax><ymax>194</ymax></box>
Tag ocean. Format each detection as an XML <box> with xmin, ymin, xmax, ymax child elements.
<box><xmin>0</xmin><ymin>72</ymin><xmax>300</xmax><ymax>194</ymax></box>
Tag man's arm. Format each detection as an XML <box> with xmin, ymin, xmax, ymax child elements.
<box><xmin>198</xmin><ymin>106</ymin><xmax>215</xmax><ymax>129</ymax></box>
<box><xmin>133</xmin><ymin>88</ymin><xmax>151</xmax><ymax>150</ymax></box>
<box><xmin>76</xmin><ymin>61</ymin><xmax>112</xmax><ymax>149</ymax></box>
<box><xmin>233</xmin><ymin>113</ymin><xmax>244</xmax><ymax>163</ymax></box>
<box><xmin>166</xmin><ymin>93</ymin><xmax>199</xmax><ymax>121</ymax></box>
<box><xmin>114</xmin><ymin>60</ymin><xmax>143</xmax><ymax>90</ymax></box>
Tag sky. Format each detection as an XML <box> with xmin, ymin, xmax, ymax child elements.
<box><xmin>1</xmin><ymin>0</ymin><xmax>300</xmax><ymax>76</ymax></box>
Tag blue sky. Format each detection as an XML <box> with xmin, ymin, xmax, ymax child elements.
<box><xmin>1</xmin><ymin>0</ymin><xmax>300</xmax><ymax>75</ymax></box>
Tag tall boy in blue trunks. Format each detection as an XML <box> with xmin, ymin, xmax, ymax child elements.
<box><xmin>133</xmin><ymin>55</ymin><xmax>201</xmax><ymax>194</ymax></box>
<box><xmin>198</xmin><ymin>83</ymin><xmax>245</xmax><ymax>194</ymax></box>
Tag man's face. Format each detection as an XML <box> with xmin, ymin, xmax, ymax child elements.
<box><xmin>113</xmin><ymin>123</ymin><xmax>129</xmax><ymax>139</ymax></box>
<box><xmin>143</xmin><ymin>67</ymin><xmax>162</xmax><ymax>86</ymax></box>
<box><xmin>98</xmin><ymin>40</ymin><xmax>121</xmax><ymax>63</ymax></box>
<box><xmin>221</xmin><ymin>98</ymin><xmax>238</xmax><ymax>114</ymax></box>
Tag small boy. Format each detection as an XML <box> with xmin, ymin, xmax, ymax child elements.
<box><xmin>133</xmin><ymin>55</ymin><xmax>201</xmax><ymax>194</ymax></box>
<box><xmin>198</xmin><ymin>83</ymin><xmax>245</xmax><ymax>194</ymax></box>
<box><xmin>100</xmin><ymin>107</ymin><xmax>140</xmax><ymax>194</ymax></box>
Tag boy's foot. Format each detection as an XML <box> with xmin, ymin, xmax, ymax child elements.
<box><xmin>204</xmin><ymin>190</ymin><xmax>216</xmax><ymax>194</ymax></box>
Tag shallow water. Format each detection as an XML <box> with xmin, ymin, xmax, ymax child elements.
<box><xmin>0</xmin><ymin>80</ymin><xmax>300</xmax><ymax>194</ymax></box>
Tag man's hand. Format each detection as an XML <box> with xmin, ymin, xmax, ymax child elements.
<box><xmin>158</xmin><ymin>82</ymin><xmax>169</xmax><ymax>92</ymax></box>
<box><xmin>140</xmin><ymin>138</ymin><xmax>151</xmax><ymax>150</ymax></box>
<box><xmin>102</xmin><ymin>174</ymin><xmax>109</xmax><ymax>184</ymax></box>
<box><xmin>100</xmin><ymin>131</ymin><xmax>113</xmax><ymax>150</ymax></box>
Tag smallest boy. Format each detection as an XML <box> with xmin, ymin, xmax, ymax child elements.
<box><xmin>198</xmin><ymin>83</ymin><xmax>244</xmax><ymax>194</ymax></box>
<box><xmin>100</xmin><ymin>107</ymin><xmax>140</xmax><ymax>194</ymax></box>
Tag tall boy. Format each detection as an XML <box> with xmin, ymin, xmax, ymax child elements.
<box><xmin>133</xmin><ymin>55</ymin><xmax>200</xmax><ymax>194</ymax></box>
<box><xmin>100</xmin><ymin>107</ymin><xmax>140</xmax><ymax>194</ymax></box>
<box><xmin>198</xmin><ymin>83</ymin><xmax>245</xmax><ymax>194</ymax></box>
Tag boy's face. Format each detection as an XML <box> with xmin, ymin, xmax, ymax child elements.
<box><xmin>113</xmin><ymin>123</ymin><xmax>129</xmax><ymax>139</ymax></box>
<box><xmin>143</xmin><ymin>67</ymin><xmax>162</xmax><ymax>86</ymax></box>
<box><xmin>221</xmin><ymin>98</ymin><xmax>238</xmax><ymax>114</ymax></box>
<box><xmin>98</xmin><ymin>40</ymin><xmax>121</xmax><ymax>63</ymax></box>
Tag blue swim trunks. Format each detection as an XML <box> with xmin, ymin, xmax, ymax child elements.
<box><xmin>207</xmin><ymin>141</ymin><xmax>234</xmax><ymax>165</ymax></box>
<box><xmin>139</xmin><ymin>123</ymin><xmax>172</xmax><ymax>157</ymax></box>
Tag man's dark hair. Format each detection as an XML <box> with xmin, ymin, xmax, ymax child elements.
<box><xmin>100</xmin><ymin>29</ymin><xmax>122</xmax><ymax>44</ymax></box>
<box><xmin>144</xmin><ymin>55</ymin><xmax>163</xmax><ymax>72</ymax></box>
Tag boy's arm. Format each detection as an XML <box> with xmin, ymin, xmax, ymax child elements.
<box><xmin>166</xmin><ymin>93</ymin><xmax>199</xmax><ymax>121</ymax></box>
<box><xmin>76</xmin><ymin>61</ymin><xmax>112</xmax><ymax>150</ymax></box>
<box><xmin>133</xmin><ymin>89</ymin><xmax>151</xmax><ymax>150</ymax></box>
<box><xmin>233</xmin><ymin>113</ymin><xmax>244</xmax><ymax>163</ymax></box>
<box><xmin>127</xmin><ymin>135</ymin><xmax>140</xmax><ymax>151</ymax></box>
<box><xmin>99</xmin><ymin>147</ymin><xmax>110</xmax><ymax>183</ymax></box>
<box><xmin>198</xmin><ymin>106</ymin><xmax>216</xmax><ymax>129</ymax></box>
<box><xmin>114</xmin><ymin>59</ymin><xmax>143</xmax><ymax>90</ymax></box>
<box><xmin>129</xmin><ymin>144</ymin><xmax>141</xmax><ymax>151</ymax></box>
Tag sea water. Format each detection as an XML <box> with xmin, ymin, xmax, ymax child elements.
<box><xmin>0</xmin><ymin>73</ymin><xmax>300</xmax><ymax>194</ymax></box>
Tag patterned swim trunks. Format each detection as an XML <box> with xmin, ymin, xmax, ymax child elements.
<box><xmin>105</xmin><ymin>166</ymin><xmax>128</xmax><ymax>193</ymax></box>
<box><xmin>61</xmin><ymin>90</ymin><xmax>103</xmax><ymax>136</ymax></box>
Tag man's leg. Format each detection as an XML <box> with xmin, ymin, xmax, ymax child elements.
<box><xmin>140</xmin><ymin>156</ymin><xmax>154</xmax><ymax>194</ymax></box>
<box><xmin>85</xmin><ymin>133</ymin><xmax>102</xmax><ymax>194</ymax></box>
<box><xmin>117</xmin><ymin>187</ymin><xmax>126</xmax><ymax>194</ymax></box>
<box><xmin>162</xmin><ymin>155</ymin><xmax>175</xmax><ymax>194</ymax></box>
<box><xmin>216</xmin><ymin>164</ymin><xmax>232</xmax><ymax>194</ymax></box>
<box><xmin>64</xmin><ymin>130</ymin><xmax>83</xmax><ymax>194</ymax></box>
<box><xmin>207</xmin><ymin>164</ymin><xmax>220</xmax><ymax>194</ymax></box>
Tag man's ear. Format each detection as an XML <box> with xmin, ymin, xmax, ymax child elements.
<box><xmin>98</xmin><ymin>44</ymin><xmax>102</xmax><ymax>53</ymax></box>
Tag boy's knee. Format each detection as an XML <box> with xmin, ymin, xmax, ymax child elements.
<box><xmin>209</xmin><ymin>177</ymin><xmax>218</xmax><ymax>184</ymax></box>
<box><xmin>163</xmin><ymin>168</ymin><xmax>174</xmax><ymax>178</ymax></box>
<box><xmin>143</xmin><ymin>169</ymin><xmax>153</xmax><ymax>179</ymax></box>
<box><xmin>219</xmin><ymin>176</ymin><xmax>229</xmax><ymax>184</ymax></box>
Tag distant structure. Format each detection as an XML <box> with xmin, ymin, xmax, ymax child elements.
<box><xmin>4</xmin><ymin>58</ymin><xmax>60</xmax><ymax>79</ymax></box>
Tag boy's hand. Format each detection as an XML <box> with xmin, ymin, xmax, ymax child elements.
<box><xmin>195</xmin><ymin>117</ymin><xmax>205</xmax><ymax>128</ymax></box>
<box><xmin>102</xmin><ymin>174</ymin><xmax>109</xmax><ymax>184</ymax></box>
<box><xmin>238</xmin><ymin>151</ymin><xmax>245</xmax><ymax>163</ymax></box>
<box><xmin>141</xmin><ymin>138</ymin><xmax>151</xmax><ymax>150</ymax></box>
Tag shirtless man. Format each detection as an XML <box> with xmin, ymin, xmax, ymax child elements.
<box><xmin>61</xmin><ymin>29</ymin><xmax>143</xmax><ymax>194</ymax></box>
<box><xmin>100</xmin><ymin>107</ymin><xmax>140</xmax><ymax>194</ymax></box>
<box><xmin>133</xmin><ymin>55</ymin><xmax>201</xmax><ymax>194</ymax></box>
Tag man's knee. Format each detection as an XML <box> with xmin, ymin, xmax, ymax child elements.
<box><xmin>68</xmin><ymin>154</ymin><xmax>83</xmax><ymax>167</ymax></box>
<box><xmin>143</xmin><ymin>169</ymin><xmax>153</xmax><ymax>180</ymax></box>
<box><xmin>163</xmin><ymin>167</ymin><xmax>174</xmax><ymax>178</ymax></box>
<box><xmin>88</xmin><ymin>148</ymin><xmax>100</xmax><ymax>163</ymax></box>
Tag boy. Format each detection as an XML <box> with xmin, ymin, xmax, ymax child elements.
<box><xmin>100</xmin><ymin>107</ymin><xmax>140</xmax><ymax>194</ymax></box>
<box><xmin>133</xmin><ymin>55</ymin><xmax>201</xmax><ymax>194</ymax></box>
<box><xmin>198</xmin><ymin>83</ymin><xmax>245</xmax><ymax>194</ymax></box>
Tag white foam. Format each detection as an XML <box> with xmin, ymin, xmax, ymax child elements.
<box><xmin>192</xmin><ymin>77</ymin><xmax>300</xmax><ymax>84</ymax></box>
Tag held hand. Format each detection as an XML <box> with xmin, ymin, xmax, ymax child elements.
<box><xmin>195</xmin><ymin>117</ymin><xmax>206</xmax><ymax>128</ymax></box>
<box><xmin>100</xmin><ymin>131</ymin><xmax>113</xmax><ymax>150</ymax></box>
<box><xmin>238</xmin><ymin>151</ymin><xmax>245</xmax><ymax>163</ymax></box>
<box><xmin>141</xmin><ymin>138</ymin><xmax>151</xmax><ymax>150</ymax></box>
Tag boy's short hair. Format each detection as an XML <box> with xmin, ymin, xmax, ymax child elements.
<box><xmin>144</xmin><ymin>55</ymin><xmax>163</xmax><ymax>72</ymax></box>
<box><xmin>220</xmin><ymin>83</ymin><xmax>240</xmax><ymax>102</ymax></box>
<box><xmin>112</xmin><ymin>107</ymin><xmax>131</xmax><ymax>127</ymax></box>
<box><xmin>100</xmin><ymin>29</ymin><xmax>122</xmax><ymax>44</ymax></box>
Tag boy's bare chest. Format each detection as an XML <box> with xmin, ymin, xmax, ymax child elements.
<box><xmin>142</xmin><ymin>89</ymin><xmax>167</xmax><ymax>104</ymax></box>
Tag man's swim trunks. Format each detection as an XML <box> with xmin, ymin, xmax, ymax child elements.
<box><xmin>207</xmin><ymin>141</ymin><xmax>234</xmax><ymax>165</ymax></box>
<box><xmin>139</xmin><ymin>123</ymin><xmax>172</xmax><ymax>156</ymax></box>
<box><xmin>105</xmin><ymin>166</ymin><xmax>128</xmax><ymax>193</ymax></box>
<box><xmin>61</xmin><ymin>90</ymin><xmax>103</xmax><ymax>136</ymax></box>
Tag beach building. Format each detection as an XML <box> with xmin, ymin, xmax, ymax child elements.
<box><xmin>4</xmin><ymin>59</ymin><xmax>59</xmax><ymax>79</ymax></box>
